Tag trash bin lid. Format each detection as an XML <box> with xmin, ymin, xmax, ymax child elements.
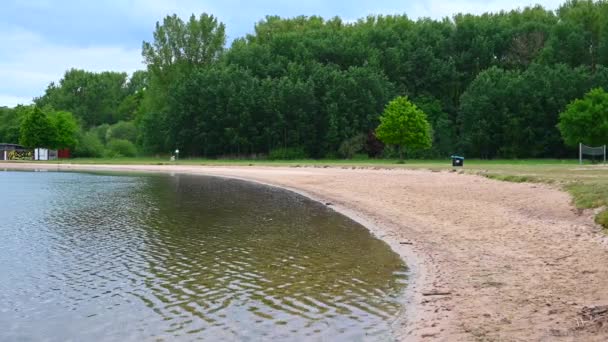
<box><xmin>450</xmin><ymin>155</ymin><xmax>464</xmax><ymax>160</ymax></box>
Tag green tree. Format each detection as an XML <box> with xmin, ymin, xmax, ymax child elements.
<box><xmin>0</xmin><ymin>106</ymin><xmax>27</xmax><ymax>143</ymax></box>
<box><xmin>74</xmin><ymin>131</ymin><xmax>104</xmax><ymax>158</ymax></box>
<box><xmin>106</xmin><ymin>121</ymin><xmax>138</xmax><ymax>143</ymax></box>
<box><xmin>106</xmin><ymin>139</ymin><xmax>137</xmax><ymax>158</ymax></box>
<box><xmin>19</xmin><ymin>107</ymin><xmax>56</xmax><ymax>148</ymax></box>
<box><xmin>49</xmin><ymin>111</ymin><xmax>79</xmax><ymax>149</ymax></box>
<box><xmin>35</xmin><ymin>69</ymin><xmax>129</xmax><ymax>127</ymax></box>
<box><xmin>375</xmin><ymin>96</ymin><xmax>432</xmax><ymax>161</ymax></box>
<box><xmin>558</xmin><ymin>88</ymin><xmax>608</xmax><ymax>147</ymax></box>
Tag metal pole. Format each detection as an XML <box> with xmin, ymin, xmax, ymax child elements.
<box><xmin>580</xmin><ymin>142</ymin><xmax>582</xmax><ymax>165</ymax></box>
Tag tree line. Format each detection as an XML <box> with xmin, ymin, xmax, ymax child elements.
<box><xmin>1</xmin><ymin>0</ymin><xmax>608</xmax><ymax>159</ymax></box>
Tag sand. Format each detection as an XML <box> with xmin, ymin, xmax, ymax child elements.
<box><xmin>3</xmin><ymin>163</ymin><xmax>608</xmax><ymax>341</ymax></box>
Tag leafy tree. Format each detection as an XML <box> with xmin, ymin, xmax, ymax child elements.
<box><xmin>142</xmin><ymin>13</ymin><xmax>226</xmax><ymax>78</ymax></box>
<box><xmin>0</xmin><ymin>106</ymin><xmax>26</xmax><ymax>143</ymax></box>
<box><xmin>375</xmin><ymin>96</ymin><xmax>432</xmax><ymax>161</ymax></box>
<box><xmin>49</xmin><ymin>111</ymin><xmax>79</xmax><ymax>149</ymax></box>
<box><xmin>338</xmin><ymin>134</ymin><xmax>367</xmax><ymax>159</ymax></box>
<box><xmin>106</xmin><ymin>121</ymin><xmax>137</xmax><ymax>143</ymax></box>
<box><xmin>19</xmin><ymin>107</ymin><xmax>55</xmax><ymax>148</ymax></box>
<box><xmin>35</xmin><ymin>69</ymin><xmax>129</xmax><ymax>127</ymax></box>
<box><xmin>106</xmin><ymin>139</ymin><xmax>137</xmax><ymax>158</ymax></box>
<box><xmin>74</xmin><ymin>131</ymin><xmax>104</xmax><ymax>158</ymax></box>
<box><xmin>558</xmin><ymin>87</ymin><xmax>608</xmax><ymax>147</ymax></box>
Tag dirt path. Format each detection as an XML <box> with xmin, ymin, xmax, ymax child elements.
<box><xmin>3</xmin><ymin>163</ymin><xmax>608</xmax><ymax>341</ymax></box>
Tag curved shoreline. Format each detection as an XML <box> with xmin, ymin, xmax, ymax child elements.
<box><xmin>3</xmin><ymin>162</ymin><xmax>608</xmax><ymax>341</ymax></box>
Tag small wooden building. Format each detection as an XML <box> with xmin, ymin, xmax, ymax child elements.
<box><xmin>0</xmin><ymin>143</ymin><xmax>31</xmax><ymax>160</ymax></box>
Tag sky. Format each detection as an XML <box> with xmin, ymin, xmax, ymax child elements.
<box><xmin>1</xmin><ymin>0</ymin><xmax>564</xmax><ymax>108</ymax></box>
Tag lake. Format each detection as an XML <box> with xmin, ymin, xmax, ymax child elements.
<box><xmin>0</xmin><ymin>170</ymin><xmax>407</xmax><ymax>341</ymax></box>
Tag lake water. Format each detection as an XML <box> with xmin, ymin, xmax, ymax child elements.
<box><xmin>0</xmin><ymin>170</ymin><xmax>407</xmax><ymax>341</ymax></box>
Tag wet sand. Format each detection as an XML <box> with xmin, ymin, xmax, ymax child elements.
<box><xmin>3</xmin><ymin>163</ymin><xmax>608</xmax><ymax>341</ymax></box>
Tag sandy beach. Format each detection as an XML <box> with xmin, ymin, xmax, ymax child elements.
<box><xmin>3</xmin><ymin>163</ymin><xmax>608</xmax><ymax>341</ymax></box>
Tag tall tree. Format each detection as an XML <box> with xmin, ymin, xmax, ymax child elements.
<box><xmin>19</xmin><ymin>107</ymin><xmax>55</xmax><ymax>148</ymax></box>
<box><xmin>49</xmin><ymin>111</ymin><xmax>79</xmax><ymax>149</ymax></box>
<box><xmin>558</xmin><ymin>87</ymin><xmax>608</xmax><ymax>147</ymax></box>
<box><xmin>375</xmin><ymin>96</ymin><xmax>432</xmax><ymax>161</ymax></box>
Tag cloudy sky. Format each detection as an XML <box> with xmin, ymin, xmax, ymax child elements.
<box><xmin>1</xmin><ymin>0</ymin><xmax>564</xmax><ymax>107</ymax></box>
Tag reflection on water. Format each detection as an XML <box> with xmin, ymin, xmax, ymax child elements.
<box><xmin>0</xmin><ymin>171</ymin><xmax>407</xmax><ymax>341</ymax></box>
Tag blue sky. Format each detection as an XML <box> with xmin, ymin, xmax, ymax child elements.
<box><xmin>1</xmin><ymin>0</ymin><xmax>563</xmax><ymax>107</ymax></box>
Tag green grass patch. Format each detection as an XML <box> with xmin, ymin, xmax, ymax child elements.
<box><xmin>483</xmin><ymin>174</ymin><xmax>539</xmax><ymax>183</ymax></box>
<box><xmin>596</xmin><ymin>210</ymin><xmax>608</xmax><ymax>229</ymax></box>
<box><xmin>565</xmin><ymin>182</ymin><xmax>608</xmax><ymax>209</ymax></box>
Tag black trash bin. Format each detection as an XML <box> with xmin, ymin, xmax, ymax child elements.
<box><xmin>451</xmin><ymin>155</ymin><xmax>464</xmax><ymax>167</ymax></box>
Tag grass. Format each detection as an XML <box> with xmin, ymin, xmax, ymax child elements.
<box><xmin>6</xmin><ymin>156</ymin><xmax>608</xmax><ymax>229</ymax></box>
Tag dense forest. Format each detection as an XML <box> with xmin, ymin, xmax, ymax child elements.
<box><xmin>2</xmin><ymin>0</ymin><xmax>608</xmax><ymax>159</ymax></box>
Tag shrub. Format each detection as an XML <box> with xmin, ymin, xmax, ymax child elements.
<box><xmin>74</xmin><ymin>131</ymin><xmax>104</xmax><ymax>157</ymax></box>
<box><xmin>365</xmin><ymin>131</ymin><xmax>385</xmax><ymax>158</ymax></box>
<box><xmin>105</xmin><ymin>139</ymin><xmax>137</xmax><ymax>158</ymax></box>
<box><xmin>106</xmin><ymin>121</ymin><xmax>137</xmax><ymax>143</ymax></box>
<box><xmin>92</xmin><ymin>124</ymin><xmax>111</xmax><ymax>145</ymax></box>
<box><xmin>268</xmin><ymin>147</ymin><xmax>308</xmax><ymax>160</ymax></box>
<box><xmin>338</xmin><ymin>134</ymin><xmax>366</xmax><ymax>159</ymax></box>
<box><xmin>596</xmin><ymin>209</ymin><xmax>608</xmax><ymax>229</ymax></box>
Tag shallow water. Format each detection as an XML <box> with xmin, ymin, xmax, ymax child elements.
<box><xmin>0</xmin><ymin>171</ymin><xmax>407</xmax><ymax>341</ymax></box>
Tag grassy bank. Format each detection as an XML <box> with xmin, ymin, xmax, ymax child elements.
<box><xmin>5</xmin><ymin>157</ymin><xmax>607</xmax><ymax>228</ymax></box>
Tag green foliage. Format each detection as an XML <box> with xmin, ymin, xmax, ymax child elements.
<box><xmin>49</xmin><ymin>111</ymin><xmax>79</xmax><ymax>149</ymax></box>
<box><xmin>18</xmin><ymin>1</ymin><xmax>608</xmax><ymax>159</ymax></box>
<box><xmin>35</xmin><ymin>69</ymin><xmax>131</xmax><ymax>127</ymax></box>
<box><xmin>268</xmin><ymin>147</ymin><xmax>308</xmax><ymax>160</ymax></box>
<box><xmin>596</xmin><ymin>209</ymin><xmax>608</xmax><ymax>229</ymax></box>
<box><xmin>91</xmin><ymin>124</ymin><xmax>111</xmax><ymax>145</ymax></box>
<box><xmin>0</xmin><ymin>106</ymin><xmax>26</xmax><ymax>143</ymax></box>
<box><xmin>19</xmin><ymin>107</ymin><xmax>55</xmax><ymax>148</ymax></box>
<box><xmin>74</xmin><ymin>131</ymin><xmax>105</xmax><ymax>158</ymax></box>
<box><xmin>338</xmin><ymin>134</ymin><xmax>367</xmax><ymax>159</ymax></box>
<box><xmin>105</xmin><ymin>139</ymin><xmax>137</xmax><ymax>158</ymax></box>
<box><xmin>558</xmin><ymin>88</ymin><xmax>608</xmax><ymax>147</ymax></box>
<box><xmin>375</xmin><ymin>96</ymin><xmax>432</xmax><ymax>160</ymax></box>
<box><xmin>106</xmin><ymin>121</ymin><xmax>137</xmax><ymax>143</ymax></box>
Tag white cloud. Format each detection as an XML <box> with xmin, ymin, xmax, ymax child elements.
<box><xmin>0</xmin><ymin>28</ymin><xmax>142</xmax><ymax>107</ymax></box>
<box><xmin>407</xmin><ymin>0</ymin><xmax>562</xmax><ymax>19</ymax></box>
<box><xmin>0</xmin><ymin>95</ymin><xmax>32</xmax><ymax>108</ymax></box>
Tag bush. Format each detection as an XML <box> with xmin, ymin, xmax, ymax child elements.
<box><xmin>106</xmin><ymin>121</ymin><xmax>137</xmax><ymax>143</ymax></box>
<box><xmin>338</xmin><ymin>134</ymin><xmax>366</xmax><ymax>159</ymax></box>
<box><xmin>268</xmin><ymin>147</ymin><xmax>308</xmax><ymax>160</ymax></box>
<box><xmin>365</xmin><ymin>131</ymin><xmax>385</xmax><ymax>158</ymax></box>
<box><xmin>105</xmin><ymin>139</ymin><xmax>137</xmax><ymax>158</ymax></box>
<box><xmin>596</xmin><ymin>209</ymin><xmax>608</xmax><ymax>229</ymax></box>
<box><xmin>73</xmin><ymin>131</ymin><xmax>104</xmax><ymax>157</ymax></box>
<box><xmin>91</xmin><ymin>124</ymin><xmax>110</xmax><ymax>145</ymax></box>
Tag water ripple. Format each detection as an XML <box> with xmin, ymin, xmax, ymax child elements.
<box><xmin>0</xmin><ymin>171</ymin><xmax>407</xmax><ymax>341</ymax></box>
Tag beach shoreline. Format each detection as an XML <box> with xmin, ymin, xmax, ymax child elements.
<box><xmin>3</xmin><ymin>162</ymin><xmax>608</xmax><ymax>341</ymax></box>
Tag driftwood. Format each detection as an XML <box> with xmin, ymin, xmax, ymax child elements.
<box><xmin>422</xmin><ymin>290</ymin><xmax>452</xmax><ymax>296</ymax></box>
<box><xmin>400</xmin><ymin>241</ymin><xmax>414</xmax><ymax>245</ymax></box>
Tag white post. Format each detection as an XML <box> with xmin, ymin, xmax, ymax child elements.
<box><xmin>580</xmin><ymin>143</ymin><xmax>583</xmax><ymax>165</ymax></box>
